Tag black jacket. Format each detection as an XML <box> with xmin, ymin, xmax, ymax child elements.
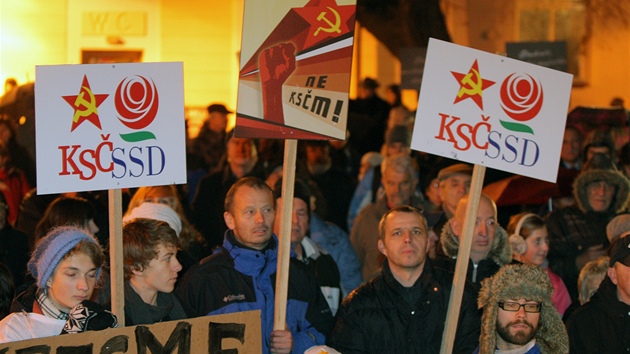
<box><xmin>327</xmin><ymin>260</ymin><xmax>480</xmax><ymax>353</ymax></box>
<box><xmin>566</xmin><ymin>276</ymin><xmax>630</xmax><ymax>353</ymax></box>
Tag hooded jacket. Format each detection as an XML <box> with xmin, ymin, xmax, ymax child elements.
<box><xmin>476</xmin><ymin>264</ymin><xmax>569</xmax><ymax>354</ymax></box>
<box><xmin>434</xmin><ymin>221</ymin><xmax>511</xmax><ymax>292</ymax></box>
<box><xmin>547</xmin><ymin>153</ymin><xmax>630</xmax><ymax>300</ymax></box>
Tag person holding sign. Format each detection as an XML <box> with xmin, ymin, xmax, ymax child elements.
<box><xmin>435</xmin><ymin>194</ymin><xmax>512</xmax><ymax>294</ymax></box>
<box><xmin>328</xmin><ymin>206</ymin><xmax>480</xmax><ymax>353</ymax></box>
<box><xmin>177</xmin><ymin>177</ymin><xmax>333</xmax><ymax>354</ymax></box>
<box><xmin>0</xmin><ymin>226</ymin><xmax>116</xmax><ymax>343</ymax></box>
<box><xmin>475</xmin><ymin>264</ymin><xmax>569</xmax><ymax>354</ymax></box>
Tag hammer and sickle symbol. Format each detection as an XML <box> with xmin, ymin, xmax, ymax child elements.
<box><xmin>72</xmin><ymin>86</ymin><xmax>98</xmax><ymax>123</ymax></box>
<box><xmin>457</xmin><ymin>68</ymin><xmax>483</xmax><ymax>98</ymax></box>
<box><xmin>314</xmin><ymin>7</ymin><xmax>341</xmax><ymax>36</ymax></box>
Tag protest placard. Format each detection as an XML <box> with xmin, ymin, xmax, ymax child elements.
<box><xmin>0</xmin><ymin>311</ymin><xmax>261</xmax><ymax>353</ymax></box>
<box><xmin>35</xmin><ymin>62</ymin><xmax>186</xmax><ymax>195</ymax></box>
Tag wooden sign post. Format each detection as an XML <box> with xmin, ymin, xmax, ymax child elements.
<box><xmin>273</xmin><ymin>139</ymin><xmax>298</xmax><ymax>330</ymax></box>
<box><xmin>440</xmin><ymin>165</ymin><xmax>485</xmax><ymax>353</ymax></box>
<box><xmin>108</xmin><ymin>188</ymin><xmax>124</xmax><ymax>326</ymax></box>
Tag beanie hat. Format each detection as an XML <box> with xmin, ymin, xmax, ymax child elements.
<box><xmin>607</xmin><ymin>214</ymin><xmax>630</xmax><ymax>243</ymax></box>
<box><xmin>573</xmin><ymin>152</ymin><xmax>630</xmax><ymax>213</ymax></box>
<box><xmin>123</xmin><ymin>202</ymin><xmax>182</xmax><ymax>237</ymax></box>
<box><xmin>385</xmin><ymin>125</ymin><xmax>410</xmax><ymax>146</ymax></box>
<box><xmin>477</xmin><ymin>264</ymin><xmax>569</xmax><ymax>354</ymax></box>
<box><xmin>28</xmin><ymin>226</ymin><xmax>101</xmax><ymax>288</ymax></box>
<box><xmin>272</xmin><ymin>178</ymin><xmax>312</xmax><ymax>216</ymax></box>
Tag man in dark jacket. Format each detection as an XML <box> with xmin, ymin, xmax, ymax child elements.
<box><xmin>190</xmin><ymin>131</ymin><xmax>265</xmax><ymax>251</ymax></box>
<box><xmin>178</xmin><ymin>177</ymin><xmax>333</xmax><ymax>354</ymax></box>
<box><xmin>566</xmin><ymin>235</ymin><xmax>630</xmax><ymax>353</ymax></box>
<box><xmin>272</xmin><ymin>178</ymin><xmax>342</xmax><ymax>315</ymax></box>
<box><xmin>328</xmin><ymin>206</ymin><xmax>480</xmax><ymax>353</ymax></box>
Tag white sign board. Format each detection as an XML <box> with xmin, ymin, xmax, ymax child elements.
<box><xmin>411</xmin><ymin>39</ymin><xmax>573</xmax><ymax>182</ymax></box>
<box><xmin>35</xmin><ymin>63</ymin><xmax>186</xmax><ymax>194</ymax></box>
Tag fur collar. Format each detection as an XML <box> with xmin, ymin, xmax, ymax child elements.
<box><xmin>440</xmin><ymin>220</ymin><xmax>512</xmax><ymax>266</ymax></box>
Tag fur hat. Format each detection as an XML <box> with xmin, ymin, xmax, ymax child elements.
<box><xmin>123</xmin><ymin>202</ymin><xmax>182</xmax><ymax>237</ymax></box>
<box><xmin>477</xmin><ymin>264</ymin><xmax>569</xmax><ymax>354</ymax></box>
<box><xmin>28</xmin><ymin>226</ymin><xmax>101</xmax><ymax>288</ymax></box>
<box><xmin>440</xmin><ymin>220</ymin><xmax>512</xmax><ymax>266</ymax></box>
<box><xmin>573</xmin><ymin>152</ymin><xmax>630</xmax><ymax>213</ymax></box>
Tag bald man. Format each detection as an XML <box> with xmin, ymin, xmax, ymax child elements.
<box><xmin>433</xmin><ymin>194</ymin><xmax>512</xmax><ymax>293</ymax></box>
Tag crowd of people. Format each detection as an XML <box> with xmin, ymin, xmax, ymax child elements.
<box><xmin>0</xmin><ymin>77</ymin><xmax>630</xmax><ymax>353</ymax></box>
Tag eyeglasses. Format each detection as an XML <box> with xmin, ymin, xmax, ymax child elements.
<box><xmin>498</xmin><ymin>301</ymin><xmax>541</xmax><ymax>313</ymax></box>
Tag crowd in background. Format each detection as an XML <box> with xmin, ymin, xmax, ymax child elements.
<box><xmin>0</xmin><ymin>76</ymin><xmax>630</xmax><ymax>353</ymax></box>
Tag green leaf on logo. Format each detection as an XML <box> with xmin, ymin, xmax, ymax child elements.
<box><xmin>119</xmin><ymin>131</ymin><xmax>156</xmax><ymax>142</ymax></box>
<box><xmin>499</xmin><ymin>120</ymin><xmax>534</xmax><ymax>135</ymax></box>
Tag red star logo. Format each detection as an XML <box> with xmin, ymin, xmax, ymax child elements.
<box><xmin>62</xmin><ymin>75</ymin><xmax>109</xmax><ymax>132</ymax></box>
<box><xmin>293</xmin><ymin>0</ymin><xmax>354</xmax><ymax>48</ymax></box>
<box><xmin>451</xmin><ymin>60</ymin><xmax>495</xmax><ymax>110</ymax></box>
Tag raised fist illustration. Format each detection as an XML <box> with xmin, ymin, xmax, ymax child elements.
<box><xmin>259</xmin><ymin>42</ymin><xmax>296</xmax><ymax>124</ymax></box>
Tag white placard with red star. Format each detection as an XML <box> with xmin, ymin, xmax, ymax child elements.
<box><xmin>35</xmin><ymin>63</ymin><xmax>186</xmax><ymax>194</ymax></box>
<box><xmin>411</xmin><ymin>38</ymin><xmax>573</xmax><ymax>182</ymax></box>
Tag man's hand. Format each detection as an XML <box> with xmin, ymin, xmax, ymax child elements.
<box><xmin>270</xmin><ymin>329</ymin><xmax>293</xmax><ymax>354</ymax></box>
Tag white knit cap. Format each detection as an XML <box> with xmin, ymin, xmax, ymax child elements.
<box><xmin>123</xmin><ymin>202</ymin><xmax>182</xmax><ymax>237</ymax></box>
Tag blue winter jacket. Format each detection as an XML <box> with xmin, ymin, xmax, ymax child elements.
<box><xmin>177</xmin><ymin>231</ymin><xmax>334</xmax><ymax>353</ymax></box>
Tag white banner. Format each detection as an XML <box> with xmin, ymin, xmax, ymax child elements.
<box><xmin>411</xmin><ymin>39</ymin><xmax>573</xmax><ymax>182</ymax></box>
<box><xmin>35</xmin><ymin>62</ymin><xmax>186</xmax><ymax>194</ymax></box>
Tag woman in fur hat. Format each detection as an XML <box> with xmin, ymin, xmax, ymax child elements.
<box><xmin>507</xmin><ymin>213</ymin><xmax>572</xmax><ymax>315</ymax></box>
<box><xmin>546</xmin><ymin>152</ymin><xmax>630</xmax><ymax>301</ymax></box>
<box><xmin>0</xmin><ymin>226</ymin><xmax>115</xmax><ymax>343</ymax></box>
<box><xmin>475</xmin><ymin>264</ymin><xmax>569</xmax><ymax>354</ymax></box>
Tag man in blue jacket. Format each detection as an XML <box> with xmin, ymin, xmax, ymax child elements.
<box><xmin>177</xmin><ymin>177</ymin><xmax>333</xmax><ymax>354</ymax></box>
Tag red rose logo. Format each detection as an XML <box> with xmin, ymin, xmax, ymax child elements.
<box><xmin>115</xmin><ymin>76</ymin><xmax>159</xmax><ymax>130</ymax></box>
<box><xmin>500</xmin><ymin>73</ymin><xmax>543</xmax><ymax>122</ymax></box>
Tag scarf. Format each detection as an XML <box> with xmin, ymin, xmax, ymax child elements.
<box><xmin>124</xmin><ymin>281</ymin><xmax>187</xmax><ymax>325</ymax></box>
<box><xmin>36</xmin><ymin>288</ymin><xmax>69</xmax><ymax>320</ymax></box>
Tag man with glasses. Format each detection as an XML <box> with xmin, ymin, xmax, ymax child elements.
<box><xmin>547</xmin><ymin>152</ymin><xmax>630</xmax><ymax>301</ymax></box>
<box><xmin>475</xmin><ymin>264</ymin><xmax>569</xmax><ymax>354</ymax></box>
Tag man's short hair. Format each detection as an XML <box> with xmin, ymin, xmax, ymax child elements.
<box><xmin>224</xmin><ymin>176</ymin><xmax>274</xmax><ymax>213</ymax></box>
<box><xmin>378</xmin><ymin>205</ymin><xmax>426</xmax><ymax>241</ymax></box>
<box><xmin>380</xmin><ymin>154</ymin><xmax>416</xmax><ymax>181</ymax></box>
<box><xmin>123</xmin><ymin>218</ymin><xmax>179</xmax><ymax>280</ymax></box>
